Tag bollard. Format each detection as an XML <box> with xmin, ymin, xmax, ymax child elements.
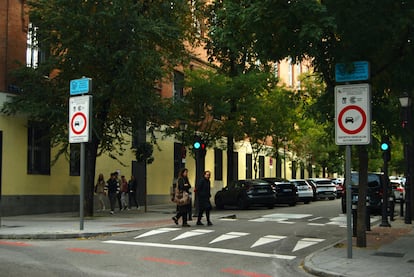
<box><xmin>400</xmin><ymin>197</ymin><xmax>405</xmax><ymax>217</ymax></box>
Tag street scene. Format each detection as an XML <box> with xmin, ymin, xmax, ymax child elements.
<box><xmin>2</xmin><ymin>1</ymin><xmax>414</xmax><ymax>277</ymax></box>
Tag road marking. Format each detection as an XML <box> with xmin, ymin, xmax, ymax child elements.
<box><xmin>0</xmin><ymin>241</ymin><xmax>32</xmax><ymax>247</ymax></box>
<box><xmin>141</xmin><ymin>256</ymin><xmax>190</xmax><ymax>265</ymax></box>
<box><xmin>172</xmin><ymin>229</ymin><xmax>214</xmax><ymax>241</ymax></box>
<box><xmin>307</xmin><ymin>223</ymin><xmax>326</xmax><ymax>226</ymax></box>
<box><xmin>308</xmin><ymin>216</ymin><xmax>323</xmax><ymax>221</ymax></box>
<box><xmin>221</xmin><ymin>267</ymin><xmax>273</xmax><ymax>277</ymax></box>
<box><xmin>249</xmin><ymin>218</ymin><xmax>295</xmax><ymax>224</ymax></box>
<box><xmin>292</xmin><ymin>238</ymin><xmax>325</xmax><ymax>252</ymax></box>
<box><xmin>134</xmin><ymin>227</ymin><xmax>180</xmax><ymax>239</ymax></box>
<box><xmin>66</xmin><ymin>248</ymin><xmax>108</xmax><ymax>255</ymax></box>
<box><xmin>103</xmin><ymin>240</ymin><xmax>296</xmax><ymax>260</ymax></box>
<box><xmin>209</xmin><ymin>232</ymin><xmax>249</xmax><ymax>244</ymax></box>
<box><xmin>250</xmin><ymin>235</ymin><xmax>286</xmax><ymax>248</ymax></box>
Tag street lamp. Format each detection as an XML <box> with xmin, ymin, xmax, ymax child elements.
<box><xmin>399</xmin><ymin>93</ymin><xmax>412</xmax><ymax>224</ymax></box>
<box><xmin>179</xmin><ymin>121</ymin><xmax>188</xmax><ymax>167</ymax></box>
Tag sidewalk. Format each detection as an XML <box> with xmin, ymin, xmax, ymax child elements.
<box><xmin>1</xmin><ymin>205</ymin><xmax>414</xmax><ymax>276</ymax></box>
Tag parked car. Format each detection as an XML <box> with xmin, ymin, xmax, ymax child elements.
<box><xmin>341</xmin><ymin>172</ymin><xmax>395</xmax><ymax>215</ymax></box>
<box><xmin>391</xmin><ymin>180</ymin><xmax>405</xmax><ymax>202</ymax></box>
<box><xmin>307</xmin><ymin>178</ymin><xmax>337</xmax><ymax>200</ymax></box>
<box><xmin>331</xmin><ymin>178</ymin><xmax>344</xmax><ymax>198</ymax></box>
<box><xmin>289</xmin><ymin>179</ymin><xmax>314</xmax><ymax>204</ymax></box>
<box><xmin>214</xmin><ymin>179</ymin><xmax>276</xmax><ymax>210</ymax></box>
<box><xmin>261</xmin><ymin>178</ymin><xmax>297</xmax><ymax>206</ymax></box>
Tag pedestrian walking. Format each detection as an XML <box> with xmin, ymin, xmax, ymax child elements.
<box><xmin>196</xmin><ymin>170</ymin><xmax>213</xmax><ymax>226</ymax></box>
<box><xmin>106</xmin><ymin>172</ymin><xmax>120</xmax><ymax>215</ymax></box>
<box><xmin>120</xmin><ymin>175</ymin><xmax>129</xmax><ymax>210</ymax></box>
<box><xmin>172</xmin><ymin>168</ymin><xmax>191</xmax><ymax>227</ymax></box>
<box><xmin>95</xmin><ymin>173</ymin><xmax>106</xmax><ymax>211</ymax></box>
<box><xmin>128</xmin><ymin>175</ymin><xmax>140</xmax><ymax>209</ymax></box>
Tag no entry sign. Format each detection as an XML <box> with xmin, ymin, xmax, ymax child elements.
<box><xmin>69</xmin><ymin>95</ymin><xmax>92</xmax><ymax>143</ymax></box>
<box><xmin>335</xmin><ymin>84</ymin><xmax>371</xmax><ymax>145</ymax></box>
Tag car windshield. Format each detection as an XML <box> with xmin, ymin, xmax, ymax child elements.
<box><xmin>351</xmin><ymin>173</ymin><xmax>381</xmax><ymax>188</ymax></box>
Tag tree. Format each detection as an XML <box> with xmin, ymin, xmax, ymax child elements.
<box><xmin>2</xmin><ymin>0</ymin><xmax>195</xmax><ymax>216</ymax></box>
<box><xmin>244</xmin><ymin>0</ymin><xmax>414</xmax><ymax>246</ymax></box>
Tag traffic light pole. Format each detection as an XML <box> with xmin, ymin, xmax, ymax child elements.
<box><xmin>380</xmin><ymin>158</ymin><xmax>391</xmax><ymax>227</ymax></box>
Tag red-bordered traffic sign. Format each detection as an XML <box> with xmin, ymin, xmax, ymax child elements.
<box><xmin>70</xmin><ymin>112</ymin><xmax>87</xmax><ymax>135</ymax></box>
<box><xmin>337</xmin><ymin>105</ymin><xmax>367</xmax><ymax>135</ymax></box>
<box><xmin>335</xmin><ymin>84</ymin><xmax>371</xmax><ymax>145</ymax></box>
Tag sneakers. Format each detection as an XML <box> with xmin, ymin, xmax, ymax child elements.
<box><xmin>196</xmin><ymin>221</ymin><xmax>204</xmax><ymax>226</ymax></box>
<box><xmin>172</xmin><ymin>216</ymin><xmax>178</xmax><ymax>225</ymax></box>
<box><xmin>182</xmin><ymin>223</ymin><xmax>191</xmax><ymax>227</ymax></box>
<box><xmin>207</xmin><ymin>221</ymin><xmax>213</xmax><ymax>226</ymax></box>
<box><xmin>110</xmin><ymin>211</ymin><xmax>114</xmax><ymax>215</ymax></box>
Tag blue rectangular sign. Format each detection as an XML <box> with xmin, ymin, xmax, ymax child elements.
<box><xmin>70</xmin><ymin>78</ymin><xmax>92</xmax><ymax>95</ymax></box>
<box><xmin>335</xmin><ymin>61</ymin><xmax>369</xmax><ymax>83</ymax></box>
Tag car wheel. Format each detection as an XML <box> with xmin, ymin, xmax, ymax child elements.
<box><xmin>215</xmin><ymin>196</ymin><xmax>224</xmax><ymax>210</ymax></box>
<box><xmin>304</xmin><ymin>200</ymin><xmax>310</xmax><ymax>204</ymax></box>
<box><xmin>267</xmin><ymin>204</ymin><xmax>274</xmax><ymax>209</ymax></box>
<box><xmin>289</xmin><ymin>201</ymin><xmax>296</xmax><ymax>207</ymax></box>
<box><xmin>328</xmin><ymin>197</ymin><xmax>335</xmax><ymax>200</ymax></box>
<box><xmin>237</xmin><ymin>197</ymin><xmax>248</xmax><ymax>210</ymax></box>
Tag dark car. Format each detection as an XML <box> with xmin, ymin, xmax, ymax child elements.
<box><xmin>214</xmin><ymin>179</ymin><xmax>276</xmax><ymax>210</ymax></box>
<box><xmin>341</xmin><ymin>172</ymin><xmax>395</xmax><ymax>215</ymax></box>
<box><xmin>261</xmin><ymin>178</ymin><xmax>297</xmax><ymax>206</ymax></box>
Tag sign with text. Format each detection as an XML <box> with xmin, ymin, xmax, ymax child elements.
<box><xmin>335</xmin><ymin>84</ymin><xmax>371</xmax><ymax>145</ymax></box>
<box><xmin>335</xmin><ymin>61</ymin><xmax>369</xmax><ymax>83</ymax></box>
<box><xmin>70</xmin><ymin>78</ymin><xmax>92</xmax><ymax>96</ymax></box>
<box><xmin>69</xmin><ymin>95</ymin><xmax>92</xmax><ymax>143</ymax></box>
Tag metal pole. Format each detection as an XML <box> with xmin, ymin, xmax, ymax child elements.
<box><xmin>405</xmin><ymin>141</ymin><xmax>411</xmax><ymax>224</ymax></box>
<box><xmin>345</xmin><ymin>145</ymin><xmax>352</xmax><ymax>259</ymax></box>
<box><xmin>380</xmin><ymin>160</ymin><xmax>391</xmax><ymax>227</ymax></box>
<box><xmin>80</xmin><ymin>142</ymin><xmax>85</xmax><ymax>230</ymax></box>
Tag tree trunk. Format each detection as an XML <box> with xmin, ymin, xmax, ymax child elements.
<box><xmin>357</xmin><ymin>146</ymin><xmax>368</xmax><ymax>247</ymax></box>
<box><xmin>84</xmin><ymin>139</ymin><xmax>99</xmax><ymax>217</ymax></box>
<box><xmin>227</xmin><ymin>135</ymin><xmax>234</xmax><ymax>186</ymax></box>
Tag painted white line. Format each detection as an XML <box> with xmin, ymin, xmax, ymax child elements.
<box><xmin>250</xmin><ymin>235</ymin><xmax>286</xmax><ymax>248</ymax></box>
<box><xmin>262</xmin><ymin>213</ymin><xmax>312</xmax><ymax>219</ymax></box>
<box><xmin>292</xmin><ymin>238</ymin><xmax>325</xmax><ymax>252</ymax></box>
<box><xmin>171</xmin><ymin>229</ymin><xmax>214</xmax><ymax>241</ymax></box>
<box><xmin>307</xmin><ymin>223</ymin><xmax>326</xmax><ymax>226</ymax></box>
<box><xmin>308</xmin><ymin>216</ymin><xmax>323</xmax><ymax>222</ymax></box>
<box><xmin>219</xmin><ymin>218</ymin><xmax>238</xmax><ymax>221</ymax></box>
<box><xmin>103</xmin><ymin>240</ymin><xmax>296</xmax><ymax>260</ymax></box>
<box><xmin>134</xmin><ymin>228</ymin><xmax>180</xmax><ymax>239</ymax></box>
<box><xmin>209</xmin><ymin>232</ymin><xmax>249</xmax><ymax>244</ymax></box>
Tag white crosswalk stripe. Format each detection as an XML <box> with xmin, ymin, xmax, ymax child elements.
<box><xmin>250</xmin><ymin>235</ymin><xmax>286</xmax><ymax>248</ymax></box>
<box><xmin>171</xmin><ymin>229</ymin><xmax>214</xmax><ymax>241</ymax></box>
<box><xmin>292</xmin><ymin>238</ymin><xmax>325</xmax><ymax>252</ymax></box>
<box><xmin>209</xmin><ymin>232</ymin><xmax>249</xmax><ymax>244</ymax></box>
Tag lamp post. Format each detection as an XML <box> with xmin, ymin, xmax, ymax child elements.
<box><xmin>179</xmin><ymin>121</ymin><xmax>188</xmax><ymax>168</ymax></box>
<box><xmin>399</xmin><ymin>93</ymin><xmax>412</xmax><ymax>224</ymax></box>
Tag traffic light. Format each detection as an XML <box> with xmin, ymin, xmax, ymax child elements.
<box><xmin>381</xmin><ymin>136</ymin><xmax>391</xmax><ymax>162</ymax></box>
<box><xmin>193</xmin><ymin>135</ymin><xmax>206</xmax><ymax>154</ymax></box>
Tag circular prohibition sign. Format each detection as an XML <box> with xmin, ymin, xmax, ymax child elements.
<box><xmin>338</xmin><ymin>105</ymin><xmax>367</xmax><ymax>135</ymax></box>
<box><xmin>70</xmin><ymin>112</ymin><xmax>87</xmax><ymax>135</ymax></box>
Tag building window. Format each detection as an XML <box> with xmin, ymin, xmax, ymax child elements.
<box><xmin>173</xmin><ymin>70</ymin><xmax>184</xmax><ymax>100</ymax></box>
<box><xmin>70</xmin><ymin>144</ymin><xmax>80</xmax><ymax>176</ymax></box>
<box><xmin>214</xmin><ymin>148</ymin><xmax>223</xmax><ymax>181</ymax></box>
<box><xmin>259</xmin><ymin>156</ymin><xmax>265</xmax><ymax>178</ymax></box>
<box><xmin>26</xmin><ymin>23</ymin><xmax>46</xmax><ymax>68</ymax></box>
<box><xmin>27</xmin><ymin>122</ymin><xmax>50</xmax><ymax>175</ymax></box>
<box><xmin>246</xmin><ymin>154</ymin><xmax>252</xmax><ymax>179</ymax></box>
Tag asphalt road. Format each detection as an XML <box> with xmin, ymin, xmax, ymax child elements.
<box><xmin>0</xmin><ymin>199</ymin><xmax>356</xmax><ymax>277</ymax></box>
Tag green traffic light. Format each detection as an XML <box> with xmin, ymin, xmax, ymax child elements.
<box><xmin>381</xmin><ymin>143</ymin><xmax>389</xmax><ymax>151</ymax></box>
<box><xmin>194</xmin><ymin>142</ymin><xmax>201</xmax><ymax>149</ymax></box>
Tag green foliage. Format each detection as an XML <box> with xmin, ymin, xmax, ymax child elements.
<box><xmin>3</xmin><ymin>0</ymin><xmax>194</xmax><ymax>158</ymax></box>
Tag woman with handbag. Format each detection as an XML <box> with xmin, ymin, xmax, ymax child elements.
<box><xmin>172</xmin><ymin>168</ymin><xmax>191</xmax><ymax>227</ymax></box>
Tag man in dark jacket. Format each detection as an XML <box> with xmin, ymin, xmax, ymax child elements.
<box><xmin>106</xmin><ymin>172</ymin><xmax>120</xmax><ymax>214</ymax></box>
<box><xmin>196</xmin><ymin>170</ymin><xmax>212</xmax><ymax>226</ymax></box>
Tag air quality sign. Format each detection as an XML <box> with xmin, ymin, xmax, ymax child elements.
<box><xmin>335</xmin><ymin>84</ymin><xmax>371</xmax><ymax>145</ymax></box>
<box><xmin>69</xmin><ymin>95</ymin><xmax>92</xmax><ymax>143</ymax></box>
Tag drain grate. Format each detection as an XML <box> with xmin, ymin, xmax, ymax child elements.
<box><xmin>373</xmin><ymin>252</ymin><xmax>405</xmax><ymax>258</ymax></box>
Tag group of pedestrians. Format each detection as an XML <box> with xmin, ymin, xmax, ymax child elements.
<box><xmin>95</xmin><ymin>172</ymin><xmax>140</xmax><ymax>215</ymax></box>
<box><xmin>172</xmin><ymin>168</ymin><xmax>213</xmax><ymax>227</ymax></box>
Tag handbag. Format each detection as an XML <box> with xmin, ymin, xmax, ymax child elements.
<box><xmin>174</xmin><ymin>188</ymin><xmax>190</xmax><ymax>206</ymax></box>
